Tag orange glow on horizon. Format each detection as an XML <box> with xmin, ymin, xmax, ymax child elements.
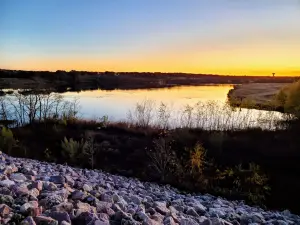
<box><xmin>1</xmin><ymin>40</ymin><xmax>299</xmax><ymax>76</ymax></box>
<box><xmin>1</xmin><ymin>57</ymin><xmax>299</xmax><ymax>76</ymax></box>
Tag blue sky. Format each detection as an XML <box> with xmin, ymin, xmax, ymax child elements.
<box><xmin>1</xmin><ymin>0</ymin><xmax>300</xmax><ymax>75</ymax></box>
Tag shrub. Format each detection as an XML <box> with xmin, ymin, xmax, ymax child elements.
<box><xmin>188</xmin><ymin>143</ymin><xmax>206</xmax><ymax>174</ymax></box>
<box><xmin>276</xmin><ymin>81</ymin><xmax>300</xmax><ymax>117</ymax></box>
<box><xmin>0</xmin><ymin>127</ymin><xmax>16</xmax><ymax>154</ymax></box>
<box><xmin>61</xmin><ymin>137</ymin><xmax>87</xmax><ymax>163</ymax></box>
<box><xmin>215</xmin><ymin>163</ymin><xmax>270</xmax><ymax>205</ymax></box>
<box><xmin>82</xmin><ymin>136</ymin><xmax>98</xmax><ymax>169</ymax></box>
<box><xmin>284</xmin><ymin>81</ymin><xmax>300</xmax><ymax>116</ymax></box>
<box><xmin>183</xmin><ymin>143</ymin><xmax>212</xmax><ymax>190</ymax></box>
<box><xmin>276</xmin><ymin>89</ymin><xmax>288</xmax><ymax>108</ymax></box>
<box><xmin>147</xmin><ymin>137</ymin><xmax>179</xmax><ymax>182</ymax></box>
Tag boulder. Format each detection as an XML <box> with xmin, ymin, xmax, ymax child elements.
<box><xmin>180</xmin><ymin>218</ymin><xmax>199</xmax><ymax>225</ymax></box>
<box><xmin>76</xmin><ymin>201</ymin><xmax>96</xmax><ymax>213</ymax></box>
<box><xmin>95</xmin><ymin>201</ymin><xmax>113</xmax><ymax>213</ymax></box>
<box><xmin>73</xmin><ymin>211</ymin><xmax>99</xmax><ymax>225</ymax></box>
<box><xmin>0</xmin><ymin>186</ymin><xmax>12</xmax><ymax>195</ymax></box>
<box><xmin>113</xmin><ymin>210</ymin><xmax>132</xmax><ymax>221</ymax></box>
<box><xmin>72</xmin><ymin>190</ymin><xmax>87</xmax><ymax>200</ymax></box>
<box><xmin>44</xmin><ymin>182</ymin><xmax>58</xmax><ymax>191</ymax></box>
<box><xmin>65</xmin><ymin>176</ymin><xmax>75</xmax><ymax>187</ymax></box>
<box><xmin>52</xmin><ymin>202</ymin><xmax>73</xmax><ymax>214</ymax></box>
<box><xmin>31</xmin><ymin>181</ymin><xmax>43</xmax><ymax>191</ymax></box>
<box><xmin>240</xmin><ymin>213</ymin><xmax>265</xmax><ymax>224</ymax></box>
<box><xmin>50</xmin><ymin>175</ymin><xmax>66</xmax><ymax>184</ymax></box>
<box><xmin>154</xmin><ymin>201</ymin><xmax>170</xmax><ymax>215</ymax></box>
<box><xmin>61</xmin><ymin>221</ymin><xmax>71</xmax><ymax>225</ymax></box>
<box><xmin>0</xmin><ymin>194</ymin><xmax>14</xmax><ymax>206</ymax></box>
<box><xmin>129</xmin><ymin>195</ymin><xmax>142</xmax><ymax>205</ymax></box>
<box><xmin>20</xmin><ymin>201</ymin><xmax>41</xmax><ymax>217</ymax></box>
<box><xmin>186</xmin><ymin>207</ymin><xmax>199</xmax><ymax>217</ymax></box>
<box><xmin>20</xmin><ymin>216</ymin><xmax>36</xmax><ymax>225</ymax></box>
<box><xmin>34</xmin><ymin>215</ymin><xmax>58</xmax><ymax>225</ymax></box>
<box><xmin>0</xmin><ymin>204</ymin><xmax>11</xmax><ymax>217</ymax></box>
<box><xmin>0</xmin><ymin>179</ymin><xmax>15</xmax><ymax>187</ymax></box>
<box><xmin>39</xmin><ymin>195</ymin><xmax>64</xmax><ymax>209</ymax></box>
<box><xmin>163</xmin><ymin>216</ymin><xmax>176</xmax><ymax>225</ymax></box>
<box><xmin>83</xmin><ymin>183</ymin><xmax>93</xmax><ymax>192</ymax></box>
<box><xmin>48</xmin><ymin>211</ymin><xmax>71</xmax><ymax>224</ymax></box>
<box><xmin>193</xmin><ymin>203</ymin><xmax>207</xmax><ymax>215</ymax></box>
<box><xmin>100</xmin><ymin>193</ymin><xmax>113</xmax><ymax>203</ymax></box>
<box><xmin>28</xmin><ymin>188</ymin><xmax>39</xmax><ymax>198</ymax></box>
<box><xmin>10</xmin><ymin>173</ymin><xmax>27</xmax><ymax>182</ymax></box>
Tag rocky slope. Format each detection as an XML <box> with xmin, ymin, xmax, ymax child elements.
<box><xmin>0</xmin><ymin>152</ymin><xmax>299</xmax><ymax>225</ymax></box>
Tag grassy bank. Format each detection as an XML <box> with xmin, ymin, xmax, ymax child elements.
<box><xmin>228</xmin><ymin>80</ymin><xmax>300</xmax><ymax>117</ymax></box>
<box><xmin>227</xmin><ymin>83</ymin><xmax>289</xmax><ymax>112</ymax></box>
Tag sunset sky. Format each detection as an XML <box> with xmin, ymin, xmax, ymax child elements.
<box><xmin>1</xmin><ymin>0</ymin><xmax>300</xmax><ymax>76</ymax></box>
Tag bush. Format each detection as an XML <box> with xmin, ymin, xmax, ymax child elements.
<box><xmin>0</xmin><ymin>127</ymin><xmax>16</xmax><ymax>154</ymax></box>
<box><xmin>82</xmin><ymin>136</ymin><xmax>98</xmax><ymax>169</ymax></box>
<box><xmin>184</xmin><ymin>143</ymin><xmax>211</xmax><ymax>189</ymax></box>
<box><xmin>147</xmin><ymin>137</ymin><xmax>179</xmax><ymax>182</ymax></box>
<box><xmin>188</xmin><ymin>143</ymin><xmax>206</xmax><ymax>174</ymax></box>
<box><xmin>61</xmin><ymin>137</ymin><xmax>87</xmax><ymax>163</ymax></box>
<box><xmin>276</xmin><ymin>81</ymin><xmax>300</xmax><ymax>117</ymax></box>
<box><xmin>215</xmin><ymin>163</ymin><xmax>270</xmax><ymax>205</ymax></box>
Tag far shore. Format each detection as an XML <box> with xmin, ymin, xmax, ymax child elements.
<box><xmin>0</xmin><ymin>69</ymin><xmax>298</xmax><ymax>93</ymax></box>
<box><xmin>227</xmin><ymin>83</ymin><xmax>289</xmax><ymax>111</ymax></box>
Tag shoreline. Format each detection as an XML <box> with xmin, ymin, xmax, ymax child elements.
<box><xmin>0</xmin><ymin>70</ymin><xmax>298</xmax><ymax>93</ymax></box>
<box><xmin>227</xmin><ymin>83</ymin><xmax>288</xmax><ymax>112</ymax></box>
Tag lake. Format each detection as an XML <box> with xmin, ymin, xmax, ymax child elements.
<box><xmin>60</xmin><ymin>85</ymin><xmax>284</xmax><ymax>130</ymax></box>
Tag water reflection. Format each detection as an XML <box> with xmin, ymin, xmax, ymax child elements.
<box><xmin>61</xmin><ymin>85</ymin><xmax>235</xmax><ymax>120</ymax></box>
<box><xmin>0</xmin><ymin>85</ymin><xmax>286</xmax><ymax>130</ymax></box>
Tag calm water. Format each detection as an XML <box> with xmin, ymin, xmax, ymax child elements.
<box><xmin>60</xmin><ymin>85</ymin><xmax>284</xmax><ymax>129</ymax></box>
<box><xmin>62</xmin><ymin>85</ymin><xmax>233</xmax><ymax>119</ymax></box>
<box><xmin>2</xmin><ymin>85</ymin><xmax>285</xmax><ymax>129</ymax></box>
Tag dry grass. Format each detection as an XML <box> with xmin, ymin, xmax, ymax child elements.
<box><xmin>229</xmin><ymin>83</ymin><xmax>289</xmax><ymax>104</ymax></box>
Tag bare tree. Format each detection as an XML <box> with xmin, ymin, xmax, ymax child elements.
<box><xmin>147</xmin><ymin>137</ymin><xmax>177</xmax><ymax>182</ymax></box>
<box><xmin>157</xmin><ymin>102</ymin><xmax>171</xmax><ymax>129</ymax></box>
<box><xmin>0</xmin><ymin>91</ymin><xmax>79</xmax><ymax>126</ymax></box>
<box><xmin>127</xmin><ymin>99</ymin><xmax>155</xmax><ymax>127</ymax></box>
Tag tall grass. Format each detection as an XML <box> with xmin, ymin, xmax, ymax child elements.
<box><xmin>127</xmin><ymin>99</ymin><xmax>285</xmax><ymax>130</ymax></box>
<box><xmin>0</xmin><ymin>92</ymin><xmax>286</xmax><ymax>130</ymax></box>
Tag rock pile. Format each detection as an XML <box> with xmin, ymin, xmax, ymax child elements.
<box><xmin>0</xmin><ymin>151</ymin><xmax>299</xmax><ymax>225</ymax></box>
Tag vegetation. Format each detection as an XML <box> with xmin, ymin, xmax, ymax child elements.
<box><xmin>0</xmin><ymin>92</ymin><xmax>299</xmax><ymax>214</ymax></box>
<box><xmin>0</xmin><ymin>127</ymin><xmax>15</xmax><ymax>154</ymax></box>
<box><xmin>61</xmin><ymin>137</ymin><xmax>87</xmax><ymax>163</ymax></box>
<box><xmin>0</xmin><ymin>69</ymin><xmax>297</xmax><ymax>92</ymax></box>
<box><xmin>276</xmin><ymin>80</ymin><xmax>300</xmax><ymax>117</ymax></box>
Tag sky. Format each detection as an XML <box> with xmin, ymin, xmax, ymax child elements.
<box><xmin>0</xmin><ymin>0</ymin><xmax>300</xmax><ymax>76</ymax></box>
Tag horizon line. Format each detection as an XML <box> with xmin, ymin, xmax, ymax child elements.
<box><xmin>1</xmin><ymin>68</ymin><xmax>299</xmax><ymax>77</ymax></box>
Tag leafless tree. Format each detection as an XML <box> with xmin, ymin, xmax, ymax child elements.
<box><xmin>147</xmin><ymin>137</ymin><xmax>178</xmax><ymax>182</ymax></box>
<box><xmin>0</xmin><ymin>91</ymin><xmax>79</xmax><ymax>126</ymax></box>
<box><xmin>127</xmin><ymin>99</ymin><xmax>155</xmax><ymax>127</ymax></box>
